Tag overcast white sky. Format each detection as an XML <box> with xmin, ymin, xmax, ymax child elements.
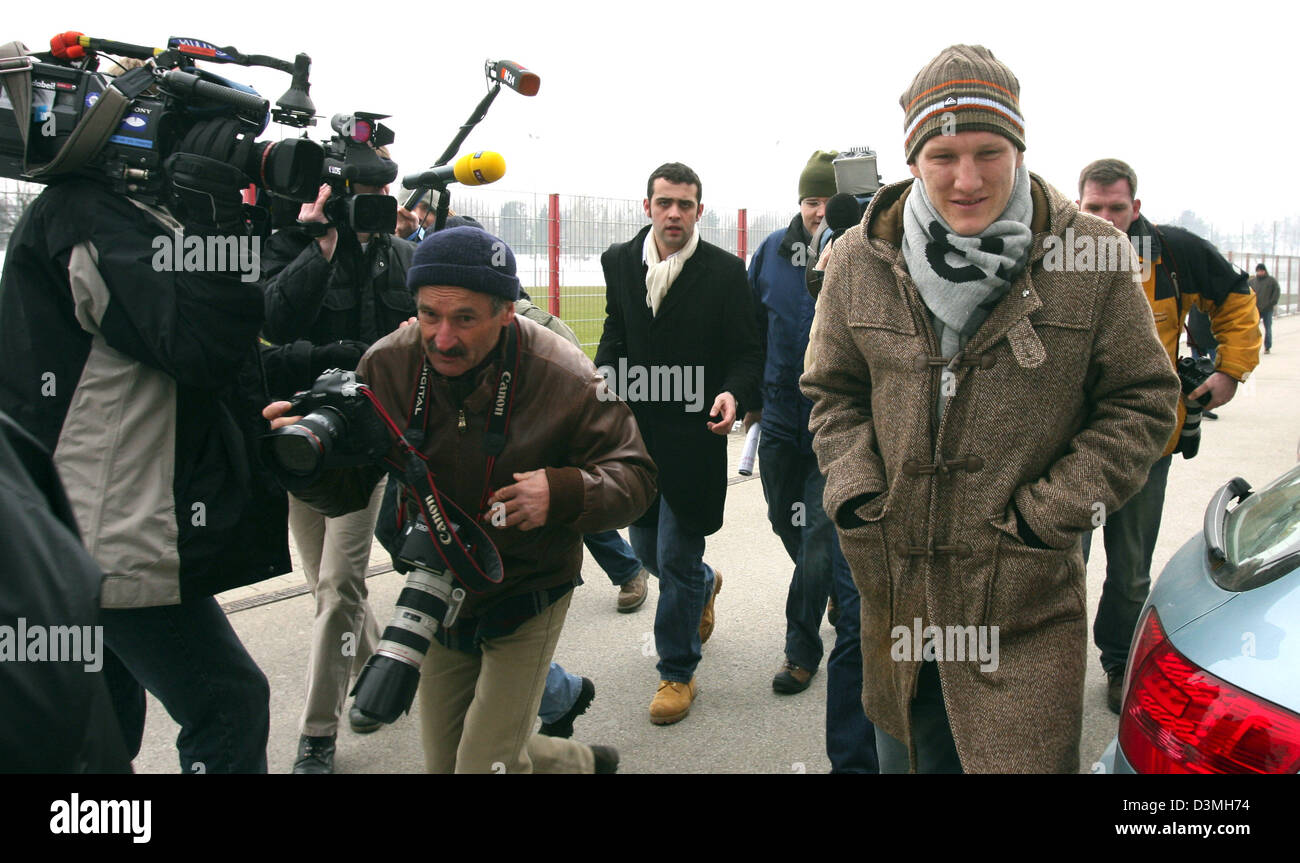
<box><xmin>11</xmin><ymin>1</ymin><xmax>1299</xmax><ymax>232</ymax></box>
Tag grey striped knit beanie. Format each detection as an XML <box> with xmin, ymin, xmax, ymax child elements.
<box><xmin>901</xmin><ymin>45</ymin><xmax>1025</xmax><ymax>163</ymax></box>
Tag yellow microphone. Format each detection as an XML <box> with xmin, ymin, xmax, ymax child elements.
<box><xmin>403</xmin><ymin>151</ymin><xmax>506</xmax><ymax>191</ymax></box>
<box><xmin>452</xmin><ymin>150</ymin><xmax>506</xmax><ymax>185</ymax></box>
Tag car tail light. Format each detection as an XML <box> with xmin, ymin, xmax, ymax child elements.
<box><xmin>1118</xmin><ymin>607</ymin><xmax>1300</xmax><ymax>773</ymax></box>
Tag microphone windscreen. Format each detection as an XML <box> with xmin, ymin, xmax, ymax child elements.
<box><xmin>825</xmin><ymin>193</ymin><xmax>862</xmax><ymax>235</ymax></box>
<box><xmin>51</xmin><ymin>31</ymin><xmax>86</xmax><ymax>60</ymax></box>
<box><xmin>516</xmin><ymin>73</ymin><xmax>540</xmax><ymax>97</ymax></box>
<box><xmin>453</xmin><ymin>151</ymin><xmax>506</xmax><ymax>186</ymax></box>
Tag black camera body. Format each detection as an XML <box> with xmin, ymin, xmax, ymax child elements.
<box><xmin>1177</xmin><ymin>355</ymin><xmax>1216</xmax><ymax>406</ymax></box>
<box><xmin>1175</xmin><ymin>355</ymin><xmax>1216</xmax><ymax>459</ymax></box>
<box><xmin>260</xmin><ymin>369</ymin><xmax>392</xmax><ymax>486</ymax></box>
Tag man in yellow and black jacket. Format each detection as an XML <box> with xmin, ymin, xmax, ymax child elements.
<box><xmin>1076</xmin><ymin>158</ymin><xmax>1260</xmax><ymax>713</ymax></box>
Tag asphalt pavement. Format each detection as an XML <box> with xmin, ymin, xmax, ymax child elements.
<box><xmin>131</xmin><ymin>316</ymin><xmax>1300</xmax><ymax>774</ymax></box>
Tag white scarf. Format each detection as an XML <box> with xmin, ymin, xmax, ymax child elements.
<box><xmin>643</xmin><ymin>226</ymin><xmax>701</xmax><ymax>316</ymax></box>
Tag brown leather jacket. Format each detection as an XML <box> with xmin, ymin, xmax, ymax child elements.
<box><xmin>292</xmin><ymin>315</ymin><xmax>657</xmax><ymax>615</ymax></box>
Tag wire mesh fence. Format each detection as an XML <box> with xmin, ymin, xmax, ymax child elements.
<box><xmin>450</xmin><ymin>188</ymin><xmax>787</xmax><ymax>349</ymax></box>
<box><xmin>8</xmin><ymin>176</ymin><xmax>1286</xmax><ymax>353</ymax></box>
<box><xmin>0</xmin><ymin>178</ymin><xmax>787</xmax><ymax>352</ymax></box>
<box><xmin>1225</xmin><ymin>251</ymin><xmax>1300</xmax><ymax>317</ymax></box>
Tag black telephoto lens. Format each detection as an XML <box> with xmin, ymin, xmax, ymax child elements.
<box><xmin>266</xmin><ymin>407</ymin><xmax>344</xmax><ymax>479</ymax></box>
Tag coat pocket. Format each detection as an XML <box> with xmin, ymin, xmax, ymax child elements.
<box><xmin>838</xmin><ymin>500</ymin><xmax>892</xmax><ymax>618</ymax></box>
<box><xmin>985</xmin><ymin>517</ymin><xmax>1085</xmax><ymax>636</ymax></box>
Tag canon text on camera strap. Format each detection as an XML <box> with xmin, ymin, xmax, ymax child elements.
<box><xmin>384</xmin><ymin>319</ymin><xmax>521</xmax><ymax>594</ymax></box>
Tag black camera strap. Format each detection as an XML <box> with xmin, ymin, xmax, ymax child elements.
<box><xmin>387</xmin><ymin>319</ymin><xmax>521</xmax><ymax>594</ymax></box>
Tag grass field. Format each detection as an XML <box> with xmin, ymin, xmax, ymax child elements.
<box><xmin>535</xmin><ymin>285</ymin><xmax>607</xmax><ymax>359</ymax></box>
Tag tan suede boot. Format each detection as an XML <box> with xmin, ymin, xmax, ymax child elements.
<box><xmin>649</xmin><ymin>677</ymin><xmax>698</xmax><ymax>725</ymax></box>
<box><xmin>698</xmin><ymin>569</ymin><xmax>722</xmax><ymax>644</ymax></box>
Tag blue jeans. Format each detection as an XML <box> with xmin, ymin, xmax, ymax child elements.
<box><xmin>1262</xmin><ymin>308</ymin><xmax>1274</xmax><ymax>351</ymax></box>
<box><xmin>629</xmin><ymin>496</ymin><xmax>715</xmax><ymax>683</ymax></box>
<box><xmin>100</xmin><ymin>596</ymin><xmax>270</xmax><ymax>773</ymax></box>
<box><xmin>758</xmin><ymin>436</ymin><xmax>833</xmax><ymax>670</ymax></box>
<box><xmin>826</xmin><ymin>536</ymin><xmax>879</xmax><ymax>773</ymax></box>
<box><xmin>1084</xmin><ymin>454</ymin><xmax>1172</xmax><ymax>675</ymax></box>
<box><xmin>536</xmin><ymin>533</ymin><xmax>641</xmax><ymax>721</ymax></box>
<box><xmin>583</xmin><ymin>530</ymin><xmax>642</xmax><ymax>586</ymax></box>
<box><xmin>874</xmin><ymin>661</ymin><xmax>962</xmax><ymax>773</ymax></box>
<box><xmin>538</xmin><ymin>662</ymin><xmax>583</xmax><ymax>723</ymax></box>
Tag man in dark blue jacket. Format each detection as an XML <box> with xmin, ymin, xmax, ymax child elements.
<box><xmin>745</xmin><ymin>151</ymin><xmax>878</xmax><ymax>772</ymax></box>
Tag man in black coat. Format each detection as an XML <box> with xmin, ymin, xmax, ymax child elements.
<box><xmin>259</xmin><ymin>140</ymin><xmax>417</xmax><ymax>772</ymax></box>
<box><xmin>595</xmin><ymin>162</ymin><xmax>762</xmax><ymax>725</ymax></box>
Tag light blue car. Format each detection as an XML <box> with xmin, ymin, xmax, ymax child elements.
<box><xmin>1098</xmin><ymin>463</ymin><xmax>1300</xmax><ymax>774</ymax></box>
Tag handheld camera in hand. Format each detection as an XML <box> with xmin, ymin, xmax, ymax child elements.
<box><xmin>261</xmin><ymin>366</ymin><xmax>505</xmax><ymax>724</ymax></box>
<box><xmin>317</xmin><ymin>111</ymin><xmax>399</xmax><ymax>235</ymax></box>
<box><xmin>261</xmin><ymin>369</ymin><xmax>392</xmax><ymax>483</ymax></box>
<box><xmin>0</xmin><ymin>33</ymin><xmax>323</xmax><ymax>205</ymax></box>
<box><xmin>1175</xmin><ymin>355</ymin><xmax>1216</xmax><ymax>459</ymax></box>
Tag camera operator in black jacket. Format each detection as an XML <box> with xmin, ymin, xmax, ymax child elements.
<box><xmin>259</xmin><ymin>141</ymin><xmax>417</xmax><ymax>773</ymax></box>
<box><xmin>0</xmin><ymin>120</ymin><xmax>296</xmax><ymax>773</ymax></box>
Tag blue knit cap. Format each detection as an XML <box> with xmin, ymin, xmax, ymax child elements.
<box><xmin>406</xmin><ymin>226</ymin><xmax>520</xmax><ymax>300</ymax></box>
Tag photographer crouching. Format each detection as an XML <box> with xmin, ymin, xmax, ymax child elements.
<box><xmin>264</xmin><ymin>226</ymin><xmax>657</xmax><ymax>773</ymax></box>
<box><xmin>259</xmin><ymin>116</ymin><xmax>418</xmax><ymax>773</ymax></box>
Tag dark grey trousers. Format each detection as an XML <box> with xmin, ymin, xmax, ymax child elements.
<box><xmin>1084</xmin><ymin>454</ymin><xmax>1173</xmax><ymax>674</ymax></box>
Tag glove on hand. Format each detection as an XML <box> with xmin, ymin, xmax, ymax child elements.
<box><xmin>310</xmin><ymin>340</ymin><xmax>370</xmax><ymax>375</ymax></box>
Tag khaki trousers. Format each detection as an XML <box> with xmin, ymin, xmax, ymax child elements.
<box><xmin>418</xmin><ymin>591</ymin><xmax>594</xmax><ymax>773</ymax></box>
<box><xmin>290</xmin><ymin>480</ymin><xmax>385</xmax><ymax>737</ymax></box>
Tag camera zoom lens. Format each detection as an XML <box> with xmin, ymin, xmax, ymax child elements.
<box><xmin>270</xmin><ymin>409</ymin><xmax>344</xmax><ymax>477</ymax></box>
<box><xmin>270</xmin><ymin>430</ymin><xmax>324</xmax><ymax>477</ymax></box>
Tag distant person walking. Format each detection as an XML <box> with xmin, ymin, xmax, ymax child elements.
<box><xmin>1249</xmin><ymin>263</ymin><xmax>1281</xmax><ymax>354</ymax></box>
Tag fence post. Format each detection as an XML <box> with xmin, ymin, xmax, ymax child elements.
<box><xmin>548</xmin><ymin>193</ymin><xmax>560</xmax><ymax>316</ymax></box>
<box><xmin>737</xmin><ymin>208</ymin><xmax>747</xmax><ymax>262</ymax></box>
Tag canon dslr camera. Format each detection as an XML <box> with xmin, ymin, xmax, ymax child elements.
<box><xmin>260</xmin><ymin>369</ymin><xmax>392</xmax><ymax>486</ymax></box>
<box><xmin>1175</xmin><ymin>355</ymin><xmax>1216</xmax><ymax>459</ymax></box>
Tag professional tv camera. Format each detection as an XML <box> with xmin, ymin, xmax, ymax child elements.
<box><xmin>0</xmin><ymin>33</ymin><xmax>323</xmax><ymax>207</ymax></box>
<box><xmin>313</xmin><ymin>111</ymin><xmax>399</xmax><ymax>235</ymax></box>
